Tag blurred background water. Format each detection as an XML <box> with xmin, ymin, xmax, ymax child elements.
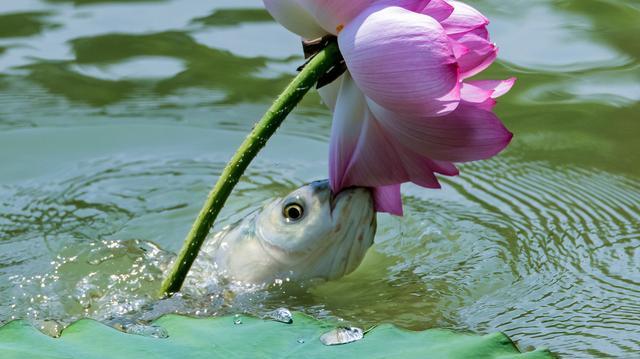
<box><xmin>0</xmin><ymin>0</ymin><xmax>638</xmax><ymax>357</ymax></box>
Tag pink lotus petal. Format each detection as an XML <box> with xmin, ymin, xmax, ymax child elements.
<box><xmin>460</xmin><ymin>81</ymin><xmax>496</xmax><ymax>104</ymax></box>
<box><xmin>369</xmin><ymin>98</ymin><xmax>513</xmax><ymax>163</ymax></box>
<box><xmin>263</xmin><ymin>0</ymin><xmax>328</xmax><ymax>39</ymax></box>
<box><xmin>459</xmin><ymin>47</ymin><xmax>497</xmax><ymax>79</ymax></box>
<box><xmin>373</xmin><ymin>184</ymin><xmax>403</xmax><ymax>215</ymax></box>
<box><xmin>331</xmin><ymin>100</ymin><xmax>445</xmax><ymax>214</ymax></box>
<box><xmin>469</xmin><ymin>25</ymin><xmax>489</xmax><ymax>41</ymax></box>
<box><xmin>341</xmin><ymin>112</ymin><xmax>453</xmax><ymax>190</ymax></box>
<box><xmin>329</xmin><ymin>78</ymin><xmax>462</xmax><ymax>215</ymax></box>
<box><xmin>450</xmin><ymin>30</ymin><xmax>497</xmax><ymax>78</ymax></box>
<box><xmin>441</xmin><ymin>0</ymin><xmax>489</xmax><ymax>35</ymax></box>
<box><xmin>381</xmin><ymin>0</ymin><xmax>430</xmax><ymax>12</ymax></box>
<box><xmin>297</xmin><ymin>0</ymin><xmax>372</xmax><ymax>35</ymax></box>
<box><xmin>450</xmin><ymin>40</ymin><xmax>470</xmax><ymax>59</ymax></box>
<box><xmin>431</xmin><ymin>159</ymin><xmax>459</xmax><ymax>176</ymax></box>
<box><xmin>327</xmin><ymin>77</ymin><xmax>406</xmax><ymax>216</ymax></box>
<box><xmin>329</xmin><ymin>73</ymin><xmax>366</xmax><ymax>191</ymax></box>
<box><xmin>341</xmin><ymin>107</ymin><xmax>408</xmax><ymax>189</ymax></box>
<box><xmin>369</xmin><ymin>147</ymin><xmax>459</xmax><ymax>214</ymax></box>
<box><xmin>339</xmin><ymin>5</ymin><xmax>461</xmax><ymax>118</ymax></box>
<box><xmin>419</xmin><ymin>0</ymin><xmax>455</xmax><ymax>22</ymax></box>
<box><xmin>459</xmin><ymin>78</ymin><xmax>515</xmax><ymax>110</ymax></box>
<box><xmin>397</xmin><ymin>148</ymin><xmax>442</xmax><ymax>189</ymax></box>
<box><xmin>465</xmin><ymin>77</ymin><xmax>517</xmax><ymax>98</ymax></box>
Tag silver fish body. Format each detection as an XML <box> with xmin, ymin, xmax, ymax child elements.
<box><xmin>187</xmin><ymin>180</ymin><xmax>376</xmax><ymax>286</ymax></box>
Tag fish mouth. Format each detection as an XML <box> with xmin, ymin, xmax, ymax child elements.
<box><xmin>329</xmin><ymin>190</ymin><xmax>337</xmax><ymax>213</ymax></box>
<box><xmin>307</xmin><ymin>179</ymin><xmax>373</xmax><ymax>216</ymax></box>
<box><xmin>329</xmin><ymin>186</ymin><xmax>373</xmax><ymax>215</ymax></box>
<box><xmin>308</xmin><ymin>180</ymin><xmax>338</xmax><ymax>212</ymax></box>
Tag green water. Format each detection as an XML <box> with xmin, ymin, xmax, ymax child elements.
<box><xmin>0</xmin><ymin>0</ymin><xmax>638</xmax><ymax>357</ymax></box>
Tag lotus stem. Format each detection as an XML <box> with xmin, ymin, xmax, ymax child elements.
<box><xmin>160</xmin><ymin>39</ymin><xmax>342</xmax><ymax>296</ymax></box>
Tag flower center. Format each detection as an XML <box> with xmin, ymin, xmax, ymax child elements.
<box><xmin>336</xmin><ymin>24</ymin><xmax>344</xmax><ymax>34</ymax></box>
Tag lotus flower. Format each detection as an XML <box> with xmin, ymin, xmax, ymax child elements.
<box><xmin>264</xmin><ymin>0</ymin><xmax>516</xmax><ymax>215</ymax></box>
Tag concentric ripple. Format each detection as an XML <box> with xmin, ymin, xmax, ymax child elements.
<box><xmin>441</xmin><ymin>160</ymin><xmax>639</xmax><ymax>357</ymax></box>
<box><xmin>307</xmin><ymin>159</ymin><xmax>639</xmax><ymax>358</ymax></box>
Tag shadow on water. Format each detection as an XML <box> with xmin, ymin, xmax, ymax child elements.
<box><xmin>20</xmin><ymin>31</ymin><xmax>295</xmax><ymax>106</ymax></box>
<box><xmin>21</xmin><ymin>62</ymin><xmax>136</xmax><ymax>107</ymax></box>
<box><xmin>44</xmin><ymin>0</ymin><xmax>169</xmax><ymax>5</ymax></box>
<box><xmin>0</xmin><ymin>12</ymin><xmax>58</xmax><ymax>38</ymax></box>
<box><xmin>192</xmin><ymin>8</ymin><xmax>273</xmax><ymax>27</ymax></box>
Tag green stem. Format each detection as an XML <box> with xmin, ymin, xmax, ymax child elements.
<box><xmin>160</xmin><ymin>40</ymin><xmax>342</xmax><ymax>296</ymax></box>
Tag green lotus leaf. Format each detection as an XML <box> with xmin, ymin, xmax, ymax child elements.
<box><xmin>0</xmin><ymin>313</ymin><xmax>552</xmax><ymax>358</ymax></box>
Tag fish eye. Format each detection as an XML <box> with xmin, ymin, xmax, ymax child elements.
<box><xmin>283</xmin><ymin>202</ymin><xmax>304</xmax><ymax>222</ymax></box>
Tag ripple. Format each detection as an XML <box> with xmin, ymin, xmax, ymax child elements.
<box><xmin>521</xmin><ymin>64</ymin><xmax>640</xmax><ymax>106</ymax></box>
<box><xmin>295</xmin><ymin>159</ymin><xmax>640</xmax><ymax>358</ymax></box>
<box><xmin>421</xmin><ymin>160</ymin><xmax>638</xmax><ymax>356</ymax></box>
<box><xmin>2</xmin><ymin>157</ymin><xmax>639</xmax><ymax>358</ymax></box>
<box><xmin>0</xmin><ymin>155</ymin><xmax>309</xmax><ymax>328</ymax></box>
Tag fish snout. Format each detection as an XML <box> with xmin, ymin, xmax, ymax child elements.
<box><xmin>330</xmin><ymin>186</ymin><xmax>374</xmax><ymax>216</ymax></box>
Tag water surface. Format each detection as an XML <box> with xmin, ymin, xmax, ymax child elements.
<box><xmin>0</xmin><ymin>0</ymin><xmax>638</xmax><ymax>357</ymax></box>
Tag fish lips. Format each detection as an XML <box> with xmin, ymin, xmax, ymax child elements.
<box><xmin>329</xmin><ymin>186</ymin><xmax>374</xmax><ymax>221</ymax></box>
<box><xmin>308</xmin><ymin>179</ymin><xmax>372</xmax><ymax>215</ymax></box>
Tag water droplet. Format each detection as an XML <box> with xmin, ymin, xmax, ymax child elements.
<box><xmin>266</xmin><ymin>308</ymin><xmax>292</xmax><ymax>324</ymax></box>
<box><xmin>125</xmin><ymin>324</ymin><xmax>169</xmax><ymax>339</ymax></box>
<box><xmin>233</xmin><ymin>314</ymin><xmax>242</xmax><ymax>325</ymax></box>
<box><xmin>297</xmin><ymin>337</ymin><xmax>305</xmax><ymax>344</ymax></box>
<box><xmin>320</xmin><ymin>327</ymin><xmax>364</xmax><ymax>346</ymax></box>
<box><xmin>38</xmin><ymin>320</ymin><xmax>63</xmax><ymax>338</ymax></box>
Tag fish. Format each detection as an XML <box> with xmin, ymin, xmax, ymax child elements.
<box><xmin>186</xmin><ymin>180</ymin><xmax>377</xmax><ymax>286</ymax></box>
<box><xmin>10</xmin><ymin>180</ymin><xmax>377</xmax><ymax>335</ymax></box>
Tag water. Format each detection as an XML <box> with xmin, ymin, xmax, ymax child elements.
<box><xmin>0</xmin><ymin>0</ymin><xmax>638</xmax><ymax>357</ymax></box>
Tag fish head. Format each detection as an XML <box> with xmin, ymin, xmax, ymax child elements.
<box><xmin>254</xmin><ymin>180</ymin><xmax>376</xmax><ymax>280</ymax></box>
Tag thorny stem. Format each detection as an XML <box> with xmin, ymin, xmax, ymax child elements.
<box><xmin>160</xmin><ymin>39</ymin><xmax>342</xmax><ymax>296</ymax></box>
